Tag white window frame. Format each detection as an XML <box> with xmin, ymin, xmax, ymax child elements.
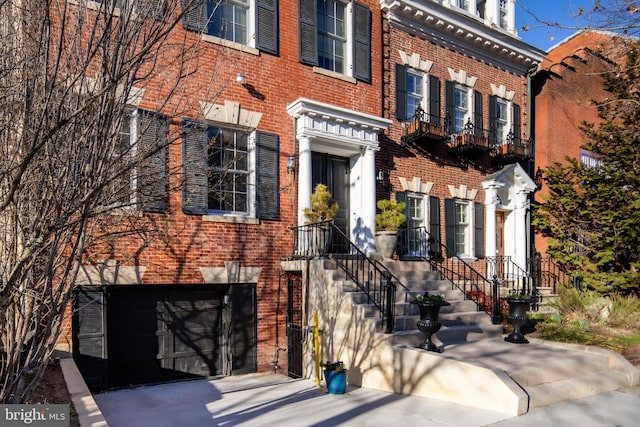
<box><xmin>495</xmin><ymin>97</ymin><xmax>511</xmax><ymax>144</ymax></box>
<box><xmin>453</xmin><ymin>84</ymin><xmax>472</xmax><ymax>134</ymax></box>
<box><xmin>406</xmin><ymin>68</ymin><xmax>426</xmax><ymax>119</ymax></box>
<box><xmin>314</xmin><ymin>0</ymin><xmax>355</xmax><ymax>79</ymax></box>
<box><xmin>454</xmin><ymin>199</ymin><xmax>474</xmax><ymax>258</ymax></box>
<box><xmin>208</xmin><ymin>0</ymin><xmax>253</xmax><ymax>46</ymax></box>
<box><xmin>206</xmin><ymin>125</ymin><xmax>257</xmax><ymax>217</ymax></box>
<box><xmin>406</xmin><ymin>193</ymin><xmax>430</xmax><ymax>257</ymax></box>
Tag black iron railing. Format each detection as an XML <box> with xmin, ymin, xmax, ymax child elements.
<box><xmin>491</xmin><ymin>131</ymin><xmax>533</xmax><ymax>163</ymax></box>
<box><xmin>487</xmin><ymin>256</ymin><xmax>541</xmax><ymax>310</ymax></box>
<box><xmin>290</xmin><ymin>221</ymin><xmax>400</xmax><ymax>333</ymax></box>
<box><xmin>398</xmin><ymin>227</ymin><xmax>500</xmax><ymax>323</ymax></box>
<box><xmin>528</xmin><ymin>254</ymin><xmax>582</xmax><ymax>293</ymax></box>
<box><xmin>448</xmin><ymin>119</ymin><xmax>491</xmax><ymax>152</ymax></box>
<box><xmin>401</xmin><ymin>106</ymin><xmax>449</xmax><ymax>144</ymax></box>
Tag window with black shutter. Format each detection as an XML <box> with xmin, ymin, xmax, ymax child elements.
<box><xmin>298</xmin><ymin>0</ymin><xmax>371</xmax><ymax>83</ymax></box>
<box><xmin>181</xmin><ymin>0</ymin><xmax>279</xmax><ymax>55</ymax></box>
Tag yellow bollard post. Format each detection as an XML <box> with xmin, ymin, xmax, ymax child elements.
<box><xmin>314</xmin><ymin>310</ymin><xmax>320</xmax><ymax>385</ymax></box>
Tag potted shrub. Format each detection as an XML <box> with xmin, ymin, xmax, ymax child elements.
<box><xmin>322</xmin><ymin>360</ymin><xmax>347</xmax><ymax>394</ymax></box>
<box><xmin>410</xmin><ymin>291</ymin><xmax>450</xmax><ymax>352</ymax></box>
<box><xmin>303</xmin><ymin>184</ymin><xmax>338</xmax><ymax>256</ymax></box>
<box><xmin>375</xmin><ymin>199</ymin><xmax>406</xmax><ymax>260</ymax></box>
<box><xmin>501</xmin><ymin>291</ymin><xmax>535</xmax><ymax>344</ymax></box>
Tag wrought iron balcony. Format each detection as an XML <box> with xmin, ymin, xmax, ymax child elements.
<box><xmin>491</xmin><ymin>131</ymin><xmax>533</xmax><ymax>166</ymax></box>
<box><xmin>448</xmin><ymin>119</ymin><xmax>491</xmax><ymax>154</ymax></box>
<box><xmin>401</xmin><ymin>106</ymin><xmax>449</xmax><ymax>146</ymax></box>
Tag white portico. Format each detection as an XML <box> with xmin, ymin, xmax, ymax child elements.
<box><xmin>286</xmin><ymin>98</ymin><xmax>391</xmax><ymax>254</ymax></box>
<box><xmin>482</xmin><ymin>163</ymin><xmax>537</xmax><ymax>273</ymax></box>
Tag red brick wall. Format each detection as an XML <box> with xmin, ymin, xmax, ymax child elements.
<box><xmin>533</xmin><ymin>32</ymin><xmax>618</xmax><ymax>255</ymax></box>
<box><xmin>58</xmin><ymin>0</ymin><xmax>384</xmax><ymax>374</ymax></box>
<box><xmin>379</xmin><ymin>21</ymin><xmax>531</xmax><ymax>272</ymax></box>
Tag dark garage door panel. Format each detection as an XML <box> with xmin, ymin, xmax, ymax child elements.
<box><xmin>107</xmin><ymin>286</ymin><xmax>227</xmax><ymax>388</ymax></box>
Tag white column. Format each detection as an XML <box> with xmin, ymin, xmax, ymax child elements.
<box><xmin>298</xmin><ymin>136</ymin><xmax>313</xmax><ymax>226</ymax></box>
<box><xmin>362</xmin><ymin>147</ymin><xmax>377</xmax><ymax>254</ymax></box>
<box><xmin>513</xmin><ymin>191</ymin><xmax>529</xmax><ymax>271</ymax></box>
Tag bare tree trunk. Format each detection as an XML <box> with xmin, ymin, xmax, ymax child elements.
<box><xmin>0</xmin><ymin>0</ymin><xmax>216</xmax><ymax>402</ymax></box>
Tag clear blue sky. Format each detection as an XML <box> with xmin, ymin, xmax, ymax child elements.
<box><xmin>516</xmin><ymin>1</ymin><xmax>595</xmax><ymax>51</ymax></box>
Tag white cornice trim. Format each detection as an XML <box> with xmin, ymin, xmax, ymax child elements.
<box><xmin>381</xmin><ymin>0</ymin><xmax>545</xmax><ymax>73</ymax></box>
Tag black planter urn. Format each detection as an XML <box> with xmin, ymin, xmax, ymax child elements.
<box><xmin>410</xmin><ymin>300</ymin><xmax>450</xmax><ymax>352</ymax></box>
<box><xmin>502</xmin><ymin>297</ymin><xmax>533</xmax><ymax>344</ymax></box>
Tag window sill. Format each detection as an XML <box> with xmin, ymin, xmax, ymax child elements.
<box><xmin>452</xmin><ymin>256</ymin><xmax>478</xmax><ymax>263</ymax></box>
<box><xmin>312</xmin><ymin>67</ymin><xmax>357</xmax><ymax>84</ymax></box>
<box><xmin>201</xmin><ymin>35</ymin><xmax>260</xmax><ymax>56</ymax></box>
<box><xmin>203</xmin><ymin>215</ymin><xmax>259</xmax><ymax>225</ymax></box>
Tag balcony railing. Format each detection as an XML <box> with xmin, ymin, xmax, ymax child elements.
<box><xmin>491</xmin><ymin>131</ymin><xmax>533</xmax><ymax>165</ymax></box>
<box><xmin>401</xmin><ymin>105</ymin><xmax>448</xmax><ymax>145</ymax></box>
<box><xmin>448</xmin><ymin>119</ymin><xmax>491</xmax><ymax>153</ymax></box>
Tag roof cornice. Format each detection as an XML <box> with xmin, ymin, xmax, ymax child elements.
<box><xmin>381</xmin><ymin>0</ymin><xmax>546</xmax><ymax>74</ymax></box>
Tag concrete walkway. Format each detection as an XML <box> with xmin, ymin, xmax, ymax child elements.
<box><xmin>93</xmin><ymin>372</ymin><xmax>640</xmax><ymax>427</ymax></box>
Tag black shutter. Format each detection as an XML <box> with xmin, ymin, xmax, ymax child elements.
<box><xmin>256</xmin><ymin>131</ymin><xmax>279</xmax><ymax>220</ymax></box>
<box><xmin>395</xmin><ymin>64</ymin><xmax>408</xmax><ymax>121</ymax></box>
<box><xmin>474</xmin><ymin>91</ymin><xmax>483</xmax><ymax>136</ymax></box>
<box><xmin>231</xmin><ymin>284</ymin><xmax>257</xmax><ymax>375</ymax></box>
<box><xmin>429</xmin><ymin>196</ymin><xmax>441</xmax><ymax>258</ymax></box>
<box><xmin>298</xmin><ymin>0</ymin><xmax>317</xmax><ymax>66</ymax></box>
<box><xmin>353</xmin><ymin>2</ymin><xmax>371</xmax><ymax>83</ymax></box>
<box><xmin>181</xmin><ymin>0</ymin><xmax>207</xmax><ymax>32</ymax></box>
<box><xmin>137</xmin><ymin>110</ymin><xmax>167</xmax><ymax>213</ymax></box>
<box><xmin>257</xmin><ymin>0</ymin><xmax>278</xmax><ymax>55</ymax></box>
<box><xmin>474</xmin><ymin>202</ymin><xmax>484</xmax><ymax>258</ymax></box>
<box><xmin>488</xmin><ymin>95</ymin><xmax>497</xmax><ymax>145</ymax></box>
<box><xmin>181</xmin><ymin>119</ymin><xmax>208</xmax><ymax>214</ymax></box>
<box><xmin>150</xmin><ymin>0</ymin><xmax>166</xmax><ymax>21</ymax></box>
<box><xmin>512</xmin><ymin>103</ymin><xmax>521</xmax><ymax>143</ymax></box>
<box><xmin>72</xmin><ymin>287</ymin><xmax>107</xmax><ymax>392</ymax></box>
<box><xmin>444</xmin><ymin>198</ymin><xmax>456</xmax><ymax>257</ymax></box>
<box><xmin>429</xmin><ymin>75</ymin><xmax>441</xmax><ymax>126</ymax></box>
<box><xmin>445</xmin><ymin>80</ymin><xmax>454</xmax><ymax>132</ymax></box>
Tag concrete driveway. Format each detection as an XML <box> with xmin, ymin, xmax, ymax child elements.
<box><xmin>93</xmin><ymin>373</ymin><xmax>640</xmax><ymax>427</ymax></box>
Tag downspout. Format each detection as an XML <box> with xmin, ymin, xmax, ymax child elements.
<box><xmin>526</xmin><ymin>65</ymin><xmax>540</xmax><ymax>272</ymax></box>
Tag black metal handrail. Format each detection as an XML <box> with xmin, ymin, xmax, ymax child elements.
<box><xmin>528</xmin><ymin>254</ymin><xmax>582</xmax><ymax>293</ymax></box>
<box><xmin>397</xmin><ymin>227</ymin><xmax>499</xmax><ymax>323</ymax></box>
<box><xmin>487</xmin><ymin>255</ymin><xmax>541</xmax><ymax>309</ymax></box>
<box><xmin>289</xmin><ymin>221</ymin><xmax>400</xmax><ymax>333</ymax></box>
<box><xmin>486</xmin><ymin>256</ymin><xmax>534</xmax><ymax>295</ymax></box>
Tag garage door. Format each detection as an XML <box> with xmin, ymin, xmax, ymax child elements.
<box><xmin>73</xmin><ymin>284</ymin><xmax>255</xmax><ymax>391</ymax></box>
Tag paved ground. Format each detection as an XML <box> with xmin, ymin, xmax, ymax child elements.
<box><xmin>94</xmin><ymin>373</ymin><xmax>640</xmax><ymax>427</ymax></box>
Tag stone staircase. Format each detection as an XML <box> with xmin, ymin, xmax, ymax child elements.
<box><xmin>312</xmin><ymin>258</ymin><xmax>639</xmax><ymax>416</ymax></box>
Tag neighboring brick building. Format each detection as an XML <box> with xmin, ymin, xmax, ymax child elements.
<box><xmin>532</xmin><ymin>31</ymin><xmax>621</xmax><ymax>256</ymax></box>
<box><xmin>378</xmin><ymin>0</ymin><xmax>544</xmax><ymax>274</ymax></box>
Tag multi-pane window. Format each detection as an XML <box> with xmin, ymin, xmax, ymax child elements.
<box><xmin>455</xmin><ymin>201</ymin><xmax>469</xmax><ymax>256</ymax></box>
<box><xmin>580</xmin><ymin>148</ymin><xmax>602</xmax><ymax>169</ymax></box>
<box><xmin>495</xmin><ymin>98</ymin><xmax>508</xmax><ymax>143</ymax></box>
<box><xmin>453</xmin><ymin>85</ymin><xmax>470</xmax><ymax>133</ymax></box>
<box><xmin>406</xmin><ymin>69</ymin><xmax>424</xmax><ymax>119</ymax></box>
<box><xmin>209</xmin><ymin>0</ymin><xmax>250</xmax><ymax>44</ymax></box>
<box><xmin>207</xmin><ymin>127</ymin><xmax>250</xmax><ymax>213</ymax></box>
<box><xmin>476</xmin><ymin>0</ymin><xmax>486</xmax><ymax>18</ymax></box>
<box><xmin>406</xmin><ymin>194</ymin><xmax>427</xmax><ymax>257</ymax></box>
<box><xmin>317</xmin><ymin>0</ymin><xmax>346</xmax><ymax>74</ymax></box>
<box><xmin>456</xmin><ymin>0</ymin><xmax>469</xmax><ymax>9</ymax></box>
<box><xmin>108</xmin><ymin>111</ymin><xmax>134</xmax><ymax>207</ymax></box>
<box><xmin>499</xmin><ymin>0</ymin><xmax>508</xmax><ymax>29</ymax></box>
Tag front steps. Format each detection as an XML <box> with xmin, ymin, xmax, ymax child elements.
<box><xmin>313</xmin><ymin>258</ymin><xmax>639</xmax><ymax>416</ymax></box>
